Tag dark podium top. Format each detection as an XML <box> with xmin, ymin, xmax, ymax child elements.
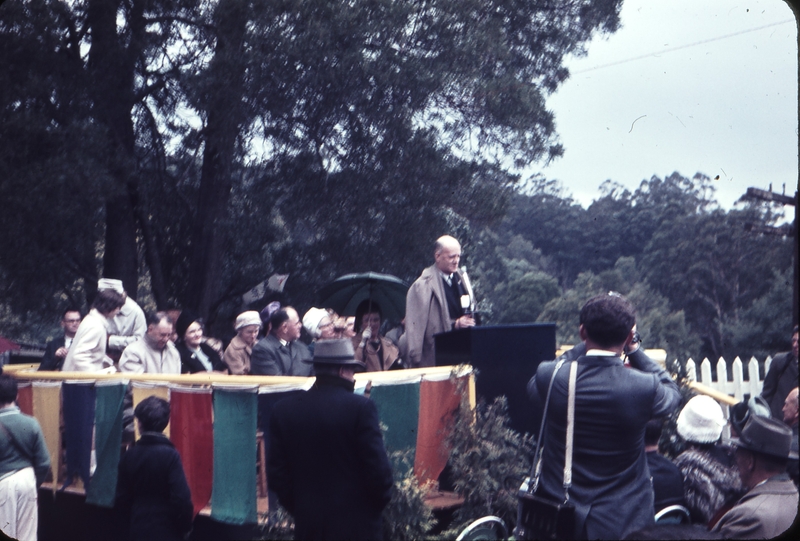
<box><xmin>435</xmin><ymin>323</ymin><xmax>556</xmax><ymax>435</ymax></box>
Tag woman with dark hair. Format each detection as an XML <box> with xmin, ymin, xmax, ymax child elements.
<box><xmin>62</xmin><ymin>288</ymin><xmax>126</xmax><ymax>372</ymax></box>
<box><xmin>352</xmin><ymin>300</ymin><xmax>402</xmax><ymax>372</ymax></box>
<box><xmin>174</xmin><ymin>311</ymin><xmax>228</xmax><ymax>374</ymax></box>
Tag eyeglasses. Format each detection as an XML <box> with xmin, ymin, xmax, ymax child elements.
<box><xmin>63</xmin><ymin>318</ymin><xmax>81</xmax><ymax>323</ymax></box>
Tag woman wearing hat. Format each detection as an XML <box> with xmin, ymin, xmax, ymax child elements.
<box><xmin>222</xmin><ymin>311</ymin><xmax>261</xmax><ymax>375</ymax></box>
<box><xmin>174</xmin><ymin>311</ymin><xmax>228</xmax><ymax>374</ymax></box>
<box><xmin>674</xmin><ymin>395</ymin><xmax>744</xmax><ymax>525</ymax></box>
<box><xmin>302</xmin><ymin>307</ymin><xmax>336</xmax><ymax>356</ymax></box>
<box><xmin>352</xmin><ymin>300</ymin><xmax>402</xmax><ymax>372</ymax></box>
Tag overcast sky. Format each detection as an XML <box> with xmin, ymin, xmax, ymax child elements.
<box><xmin>529</xmin><ymin>0</ymin><xmax>797</xmax><ymax>211</ymax></box>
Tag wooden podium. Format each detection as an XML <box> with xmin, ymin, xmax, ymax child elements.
<box><xmin>435</xmin><ymin>323</ymin><xmax>556</xmax><ymax>435</ymax></box>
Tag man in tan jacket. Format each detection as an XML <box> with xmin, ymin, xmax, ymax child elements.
<box><xmin>712</xmin><ymin>414</ymin><xmax>799</xmax><ymax>538</ymax></box>
<box><xmin>404</xmin><ymin>235</ymin><xmax>474</xmax><ymax>368</ymax></box>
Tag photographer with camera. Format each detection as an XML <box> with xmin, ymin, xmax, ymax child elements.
<box><xmin>525</xmin><ymin>293</ymin><xmax>681</xmax><ymax>539</ymax></box>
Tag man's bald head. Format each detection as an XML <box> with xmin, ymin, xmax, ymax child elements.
<box><xmin>434</xmin><ymin>235</ymin><xmax>461</xmax><ymax>274</ymax></box>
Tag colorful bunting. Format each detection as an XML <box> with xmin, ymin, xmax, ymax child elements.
<box><xmin>32</xmin><ymin>381</ymin><xmax>61</xmax><ymax>491</ymax></box>
<box><xmin>62</xmin><ymin>381</ymin><xmax>95</xmax><ymax>490</ymax></box>
<box><xmin>212</xmin><ymin>386</ymin><xmax>258</xmax><ymax>525</ymax></box>
<box><xmin>171</xmin><ymin>386</ymin><xmax>214</xmax><ymax>516</ymax></box>
<box><xmin>86</xmin><ymin>381</ymin><xmax>126</xmax><ymax>507</ymax></box>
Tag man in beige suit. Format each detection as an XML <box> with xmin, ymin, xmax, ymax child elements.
<box><xmin>404</xmin><ymin>235</ymin><xmax>474</xmax><ymax>368</ymax></box>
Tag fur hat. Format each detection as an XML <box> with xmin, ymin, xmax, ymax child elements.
<box><xmin>234</xmin><ymin>311</ymin><xmax>262</xmax><ymax>331</ymax></box>
<box><xmin>726</xmin><ymin>414</ymin><xmax>797</xmax><ymax>459</ymax></box>
<box><xmin>304</xmin><ymin>338</ymin><xmax>365</xmax><ymax>369</ymax></box>
<box><xmin>302</xmin><ymin>307</ymin><xmax>329</xmax><ymax>339</ymax></box>
<box><xmin>677</xmin><ymin>395</ymin><xmax>726</xmax><ymax>444</ymax></box>
<box><xmin>97</xmin><ymin>278</ymin><xmax>125</xmax><ymax>294</ymax></box>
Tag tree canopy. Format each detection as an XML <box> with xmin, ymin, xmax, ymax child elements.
<box><xmin>1</xmin><ymin>1</ymin><xmax>793</xmax><ymax>363</ymax></box>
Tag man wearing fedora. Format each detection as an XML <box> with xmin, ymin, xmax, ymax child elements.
<box><xmin>712</xmin><ymin>415</ymin><xmax>799</xmax><ymax>538</ymax></box>
<box><xmin>267</xmin><ymin>339</ymin><xmax>393</xmax><ymax>540</ymax></box>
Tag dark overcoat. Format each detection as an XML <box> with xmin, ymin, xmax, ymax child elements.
<box><xmin>38</xmin><ymin>335</ymin><xmax>67</xmax><ymax>371</ymax></box>
<box><xmin>115</xmin><ymin>433</ymin><xmax>194</xmax><ymax>541</ymax></box>
<box><xmin>528</xmin><ymin>353</ymin><xmax>681</xmax><ymax>540</ymax></box>
<box><xmin>268</xmin><ymin>375</ymin><xmax>393</xmax><ymax>540</ymax></box>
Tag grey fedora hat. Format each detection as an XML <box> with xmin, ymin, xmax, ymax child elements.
<box><xmin>725</xmin><ymin>414</ymin><xmax>798</xmax><ymax>460</ymax></box>
<box><xmin>304</xmin><ymin>338</ymin><xmax>366</xmax><ymax>369</ymax></box>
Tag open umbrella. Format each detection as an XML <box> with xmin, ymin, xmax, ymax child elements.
<box><xmin>317</xmin><ymin>272</ymin><xmax>409</xmax><ymax>323</ymax></box>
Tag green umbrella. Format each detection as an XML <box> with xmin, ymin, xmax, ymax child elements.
<box><xmin>317</xmin><ymin>272</ymin><xmax>409</xmax><ymax>323</ymax></box>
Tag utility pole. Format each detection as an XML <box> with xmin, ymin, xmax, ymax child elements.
<box><xmin>741</xmin><ymin>185</ymin><xmax>798</xmax><ymax>326</ymax></box>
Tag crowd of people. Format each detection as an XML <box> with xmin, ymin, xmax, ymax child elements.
<box><xmin>1</xmin><ymin>236</ymin><xmax>798</xmax><ymax>540</ymax></box>
<box><xmin>28</xmin><ymin>235</ymin><xmax>479</xmax><ymax>381</ymax></box>
<box><xmin>29</xmin><ymin>280</ymin><xmax>412</xmax><ymax>381</ymax></box>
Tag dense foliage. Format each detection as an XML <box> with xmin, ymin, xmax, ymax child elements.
<box><xmin>471</xmin><ymin>173</ymin><xmax>794</xmax><ymax>362</ymax></box>
<box><xmin>0</xmin><ymin>1</ymin><xmax>793</xmax><ymax>363</ymax></box>
<box><xmin>0</xmin><ymin>0</ymin><xmax>622</xmax><ymax>335</ymax></box>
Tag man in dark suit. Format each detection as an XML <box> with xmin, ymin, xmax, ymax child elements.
<box><xmin>761</xmin><ymin>325</ymin><xmax>798</xmax><ymax>420</ymax></box>
<box><xmin>250</xmin><ymin>306</ymin><xmax>313</xmax><ymax>376</ymax></box>
<box><xmin>268</xmin><ymin>339</ymin><xmax>394</xmax><ymax>540</ymax></box>
<box><xmin>527</xmin><ymin>293</ymin><xmax>681</xmax><ymax>539</ymax></box>
<box><xmin>38</xmin><ymin>308</ymin><xmax>82</xmax><ymax>371</ymax></box>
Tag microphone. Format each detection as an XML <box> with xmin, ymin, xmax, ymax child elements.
<box><xmin>460</xmin><ymin>266</ymin><xmax>476</xmax><ymax>314</ymax></box>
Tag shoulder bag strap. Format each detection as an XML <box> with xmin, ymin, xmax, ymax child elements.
<box><xmin>529</xmin><ymin>358</ymin><xmax>566</xmax><ymax>491</ymax></box>
<box><xmin>563</xmin><ymin>360</ymin><xmax>578</xmax><ymax>501</ymax></box>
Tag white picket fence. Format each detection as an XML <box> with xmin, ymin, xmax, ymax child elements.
<box><xmin>684</xmin><ymin>356</ymin><xmax>772</xmax><ymax>439</ymax></box>
<box><xmin>684</xmin><ymin>356</ymin><xmax>770</xmax><ymax>402</ymax></box>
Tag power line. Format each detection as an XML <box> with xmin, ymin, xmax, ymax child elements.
<box><xmin>572</xmin><ymin>18</ymin><xmax>795</xmax><ymax>75</ymax></box>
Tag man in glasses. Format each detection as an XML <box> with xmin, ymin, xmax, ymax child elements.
<box><xmin>38</xmin><ymin>308</ymin><xmax>82</xmax><ymax>371</ymax></box>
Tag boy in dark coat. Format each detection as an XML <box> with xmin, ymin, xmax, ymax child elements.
<box><xmin>268</xmin><ymin>339</ymin><xmax>394</xmax><ymax>540</ymax></box>
<box><xmin>116</xmin><ymin>396</ymin><xmax>193</xmax><ymax>540</ymax></box>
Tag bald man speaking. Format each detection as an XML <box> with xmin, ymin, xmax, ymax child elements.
<box><xmin>405</xmin><ymin>235</ymin><xmax>475</xmax><ymax>368</ymax></box>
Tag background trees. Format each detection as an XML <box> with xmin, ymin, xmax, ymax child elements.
<box><xmin>0</xmin><ymin>0</ymin><xmax>794</xmax><ymax>363</ymax></box>
<box><xmin>488</xmin><ymin>173</ymin><xmax>794</xmax><ymax>362</ymax></box>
